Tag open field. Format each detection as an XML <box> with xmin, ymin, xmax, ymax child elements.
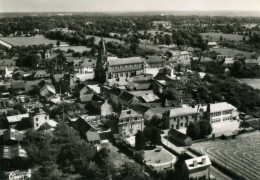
<box><xmin>200</xmin><ymin>32</ymin><xmax>246</xmax><ymax>42</ymax></box>
<box><xmin>0</xmin><ymin>35</ymin><xmax>68</xmax><ymax>47</ymax></box>
<box><xmin>236</xmin><ymin>78</ymin><xmax>260</xmax><ymax>89</ymax></box>
<box><xmin>191</xmin><ymin>131</ymin><xmax>260</xmax><ymax>180</ymax></box>
<box><xmin>53</xmin><ymin>46</ymin><xmax>91</xmax><ymax>53</ymax></box>
<box><xmin>210</xmin><ymin>47</ymin><xmax>253</xmax><ymax>59</ymax></box>
<box><xmin>85</xmin><ymin>35</ymin><xmax>121</xmax><ymax>45</ymax></box>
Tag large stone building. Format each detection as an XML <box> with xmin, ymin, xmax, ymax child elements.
<box><xmin>110</xmin><ymin>109</ymin><xmax>144</xmax><ymax>138</ymax></box>
<box><xmin>163</xmin><ymin>105</ymin><xmax>205</xmax><ymax>130</ymax></box>
<box><xmin>206</xmin><ymin>102</ymin><xmax>238</xmax><ymax>124</ymax></box>
<box><xmin>95</xmin><ymin>38</ymin><xmax>145</xmax><ymax>83</ymax></box>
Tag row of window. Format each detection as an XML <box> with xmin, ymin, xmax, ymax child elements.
<box><xmin>223</xmin><ymin>116</ymin><xmax>232</xmax><ymax>121</ymax></box>
<box><xmin>211</xmin><ymin>112</ymin><xmax>221</xmax><ymax>117</ymax></box>
<box><xmin>35</xmin><ymin>116</ymin><xmax>48</xmax><ymax>121</ymax></box>
<box><xmin>223</xmin><ymin>110</ymin><xmax>232</xmax><ymax>115</ymax></box>
<box><xmin>111</xmin><ymin>63</ymin><xmax>142</xmax><ymax>69</ymax></box>
<box><xmin>212</xmin><ymin>118</ymin><xmax>221</xmax><ymax>123</ymax></box>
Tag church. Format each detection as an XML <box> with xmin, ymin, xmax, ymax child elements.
<box><xmin>95</xmin><ymin>38</ymin><xmax>145</xmax><ymax>83</ymax></box>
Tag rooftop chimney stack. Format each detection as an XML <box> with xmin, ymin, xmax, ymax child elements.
<box><xmin>193</xmin><ymin>160</ymin><xmax>197</xmax><ymax>167</ymax></box>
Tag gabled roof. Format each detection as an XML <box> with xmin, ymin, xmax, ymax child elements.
<box><xmin>119</xmin><ymin>92</ymin><xmax>134</xmax><ymax>103</ymax></box>
<box><xmin>208</xmin><ymin>102</ymin><xmax>236</xmax><ymax>113</ymax></box>
<box><xmin>108</xmin><ymin>57</ymin><xmax>143</xmax><ymax>66</ymax></box>
<box><xmin>11</xmin><ymin>80</ymin><xmax>25</xmax><ymax>89</ymax></box>
<box><xmin>3</xmin><ymin>128</ymin><xmax>25</xmax><ymax>142</ymax></box>
<box><xmin>169</xmin><ymin>128</ymin><xmax>189</xmax><ymax>141</ymax></box>
<box><xmin>141</xmin><ymin>93</ymin><xmax>160</xmax><ymax>103</ymax></box>
<box><xmin>6</xmin><ymin>114</ymin><xmax>29</xmax><ymax>124</ymax></box>
<box><xmin>168</xmin><ymin>106</ymin><xmax>199</xmax><ymax>117</ymax></box>
<box><xmin>245</xmin><ymin>59</ymin><xmax>259</xmax><ymax>64</ymax></box>
<box><xmin>118</xmin><ymin>109</ymin><xmax>141</xmax><ymax>120</ymax></box>
<box><xmin>145</xmin><ymin>56</ymin><xmax>164</xmax><ymax>64</ymax></box>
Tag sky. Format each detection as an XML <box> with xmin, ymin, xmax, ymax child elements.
<box><xmin>1</xmin><ymin>0</ymin><xmax>260</xmax><ymax>12</ymax></box>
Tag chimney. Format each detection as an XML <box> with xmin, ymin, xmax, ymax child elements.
<box><xmin>193</xmin><ymin>160</ymin><xmax>197</xmax><ymax>167</ymax></box>
<box><xmin>202</xmin><ymin>158</ymin><xmax>206</xmax><ymax>165</ymax></box>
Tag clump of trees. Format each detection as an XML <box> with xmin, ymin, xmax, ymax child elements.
<box><xmin>186</xmin><ymin>120</ymin><xmax>212</xmax><ymax>140</ymax></box>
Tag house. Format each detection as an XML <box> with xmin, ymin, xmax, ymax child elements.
<box><xmin>182</xmin><ymin>155</ymin><xmax>211</xmax><ymax>180</ymax></box>
<box><xmin>143</xmin><ymin>56</ymin><xmax>165</xmax><ymax>68</ymax></box>
<box><xmin>6</xmin><ymin>114</ymin><xmax>29</xmax><ymax>128</ymax></box>
<box><xmin>1</xmin><ymin>129</ymin><xmax>27</xmax><ymax>160</ymax></box>
<box><xmin>71</xmin><ymin>117</ymin><xmax>101</xmax><ymax>144</ymax></box>
<box><xmin>207</xmin><ymin>42</ymin><xmax>218</xmax><ymax>48</ymax></box>
<box><xmin>39</xmin><ymin>82</ymin><xmax>56</xmax><ymax>101</ymax></box>
<box><xmin>74</xmin><ymin>58</ymin><xmax>97</xmax><ymax>81</ymax></box>
<box><xmin>11</xmin><ymin>80</ymin><xmax>25</xmax><ymax>93</ymax></box>
<box><xmin>143</xmin><ymin>106</ymin><xmax>174</xmax><ymax>120</ymax></box>
<box><xmin>33</xmin><ymin>70</ymin><xmax>50</xmax><ymax>79</ymax></box>
<box><xmin>163</xmin><ymin>105</ymin><xmax>205</xmax><ymax>129</ymax></box>
<box><xmin>91</xmin><ymin>95</ymin><xmax>113</xmax><ymax>116</ymax></box>
<box><xmin>244</xmin><ymin>59</ymin><xmax>260</xmax><ymax>68</ymax></box>
<box><xmin>110</xmin><ymin>109</ymin><xmax>144</xmax><ymax>138</ymax></box>
<box><xmin>223</xmin><ymin>58</ymin><xmax>235</xmax><ymax>67</ymax></box>
<box><xmin>29</xmin><ymin>108</ymin><xmax>49</xmax><ymax>130</ymax></box>
<box><xmin>118</xmin><ymin>91</ymin><xmax>141</xmax><ymax>107</ymax></box>
<box><xmin>5</xmin><ymin>66</ymin><xmax>17</xmax><ymax>78</ymax></box>
<box><xmin>168</xmin><ymin>128</ymin><xmax>192</xmax><ymax>146</ymax></box>
<box><xmin>168</xmin><ymin>51</ymin><xmax>191</xmax><ymax>66</ymax></box>
<box><xmin>152</xmin><ymin>21</ymin><xmax>171</xmax><ymax>29</ymax></box>
<box><xmin>207</xmin><ymin>102</ymin><xmax>238</xmax><ymax>124</ymax></box>
<box><xmin>44</xmin><ymin>49</ymin><xmax>53</xmax><ymax>59</ymax></box>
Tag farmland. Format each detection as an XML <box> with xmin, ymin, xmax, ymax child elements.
<box><xmin>191</xmin><ymin>131</ymin><xmax>260</xmax><ymax>180</ymax></box>
<box><xmin>200</xmin><ymin>32</ymin><xmax>247</xmax><ymax>42</ymax></box>
<box><xmin>210</xmin><ymin>47</ymin><xmax>254</xmax><ymax>59</ymax></box>
<box><xmin>0</xmin><ymin>35</ymin><xmax>68</xmax><ymax>47</ymax></box>
<box><xmin>236</xmin><ymin>78</ymin><xmax>260</xmax><ymax>89</ymax></box>
<box><xmin>52</xmin><ymin>46</ymin><xmax>91</xmax><ymax>53</ymax></box>
<box><xmin>85</xmin><ymin>35</ymin><xmax>121</xmax><ymax>45</ymax></box>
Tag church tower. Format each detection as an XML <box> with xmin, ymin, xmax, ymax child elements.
<box><xmin>95</xmin><ymin>38</ymin><xmax>107</xmax><ymax>83</ymax></box>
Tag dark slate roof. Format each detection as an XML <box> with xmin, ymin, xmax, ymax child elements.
<box><xmin>119</xmin><ymin>92</ymin><xmax>134</xmax><ymax>103</ymax></box>
<box><xmin>110</xmin><ymin>87</ymin><xmax>122</xmax><ymax>96</ymax></box>
<box><xmin>11</xmin><ymin>80</ymin><xmax>25</xmax><ymax>89</ymax></box>
<box><xmin>145</xmin><ymin>56</ymin><xmax>164</xmax><ymax>64</ymax></box>
<box><xmin>169</xmin><ymin>128</ymin><xmax>189</xmax><ymax>141</ymax></box>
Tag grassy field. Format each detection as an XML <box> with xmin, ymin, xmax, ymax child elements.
<box><xmin>0</xmin><ymin>35</ymin><xmax>68</xmax><ymax>46</ymax></box>
<box><xmin>52</xmin><ymin>46</ymin><xmax>91</xmax><ymax>53</ymax></box>
<box><xmin>200</xmin><ymin>32</ymin><xmax>247</xmax><ymax>42</ymax></box>
<box><xmin>210</xmin><ymin>47</ymin><xmax>253</xmax><ymax>59</ymax></box>
<box><xmin>85</xmin><ymin>35</ymin><xmax>121</xmax><ymax>45</ymax></box>
<box><xmin>236</xmin><ymin>78</ymin><xmax>260</xmax><ymax>89</ymax></box>
<box><xmin>191</xmin><ymin>131</ymin><xmax>260</xmax><ymax>180</ymax></box>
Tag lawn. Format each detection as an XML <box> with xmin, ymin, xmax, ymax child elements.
<box><xmin>191</xmin><ymin>131</ymin><xmax>260</xmax><ymax>180</ymax></box>
<box><xmin>144</xmin><ymin>146</ymin><xmax>176</xmax><ymax>171</ymax></box>
<box><xmin>52</xmin><ymin>46</ymin><xmax>91</xmax><ymax>53</ymax></box>
<box><xmin>0</xmin><ymin>35</ymin><xmax>68</xmax><ymax>47</ymax></box>
<box><xmin>210</xmin><ymin>47</ymin><xmax>253</xmax><ymax>59</ymax></box>
<box><xmin>85</xmin><ymin>35</ymin><xmax>122</xmax><ymax>45</ymax></box>
<box><xmin>236</xmin><ymin>78</ymin><xmax>260</xmax><ymax>89</ymax></box>
<box><xmin>200</xmin><ymin>32</ymin><xmax>247</xmax><ymax>42</ymax></box>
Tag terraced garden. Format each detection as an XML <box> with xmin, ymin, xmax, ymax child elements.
<box><xmin>191</xmin><ymin>131</ymin><xmax>260</xmax><ymax>180</ymax></box>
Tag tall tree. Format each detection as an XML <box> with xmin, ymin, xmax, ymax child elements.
<box><xmin>135</xmin><ymin>130</ymin><xmax>146</xmax><ymax>150</ymax></box>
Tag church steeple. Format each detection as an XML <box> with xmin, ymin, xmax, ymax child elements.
<box><xmin>95</xmin><ymin>38</ymin><xmax>107</xmax><ymax>83</ymax></box>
